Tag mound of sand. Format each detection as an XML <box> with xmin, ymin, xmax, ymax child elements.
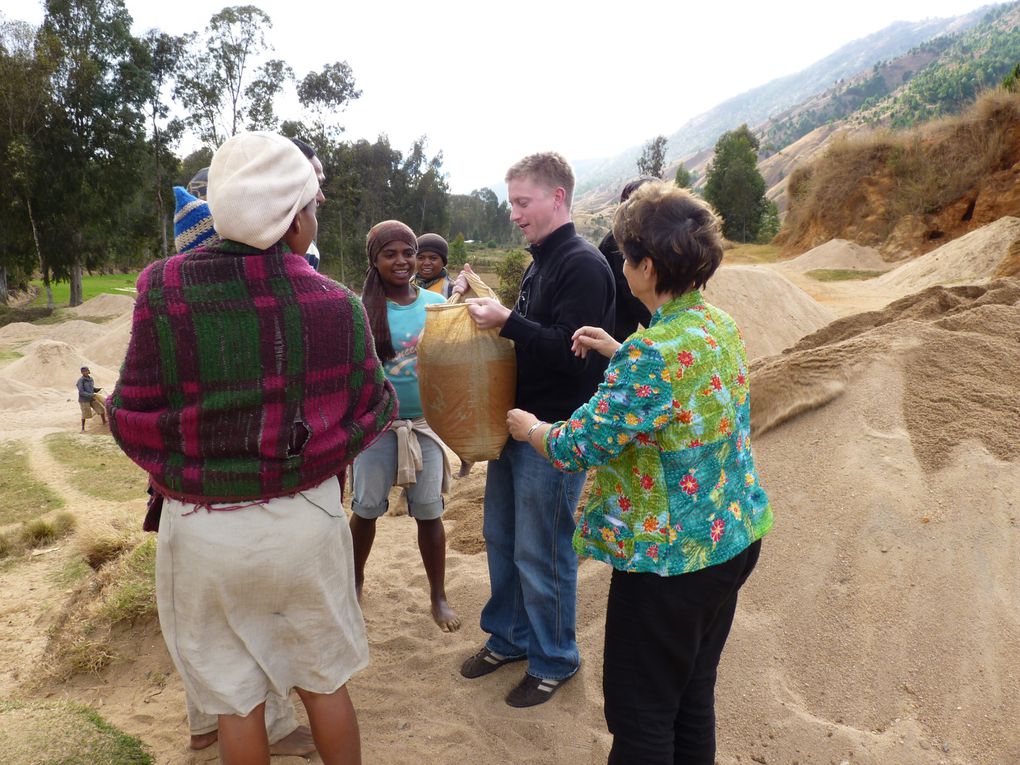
<box><xmin>875</xmin><ymin>216</ymin><xmax>1020</xmax><ymax>299</ymax></box>
<box><xmin>81</xmin><ymin>313</ymin><xmax>133</xmax><ymax>369</ymax></box>
<box><xmin>0</xmin><ymin>339</ymin><xmax>117</xmax><ymax>392</ymax></box>
<box><xmin>750</xmin><ymin>278</ymin><xmax>1020</xmax><ymax>458</ymax></box>
<box><xmin>64</xmin><ymin>293</ymin><xmax>135</xmax><ymax>318</ymax></box>
<box><xmin>0</xmin><ymin>378</ymin><xmax>66</xmax><ymax>412</ymax></box>
<box><xmin>733</xmin><ymin>276</ymin><xmax>1020</xmax><ymax>763</ymax></box>
<box><xmin>777</xmin><ymin>238</ymin><xmax>893</xmax><ymax>273</ymax></box>
<box><xmin>703</xmin><ymin>265</ymin><xmax>837</xmax><ymax>360</ymax></box>
<box><xmin>0</xmin><ymin>322</ymin><xmax>44</xmax><ymax>346</ymax></box>
<box><xmin>0</xmin><ymin>319</ymin><xmax>111</xmax><ymax>349</ymax></box>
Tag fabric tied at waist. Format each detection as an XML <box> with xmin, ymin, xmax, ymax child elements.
<box><xmin>391</xmin><ymin>417</ymin><xmax>452</xmax><ymax>494</ymax></box>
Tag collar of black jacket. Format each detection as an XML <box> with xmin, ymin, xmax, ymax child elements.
<box><xmin>527</xmin><ymin>222</ymin><xmax>576</xmax><ymax>261</ymax></box>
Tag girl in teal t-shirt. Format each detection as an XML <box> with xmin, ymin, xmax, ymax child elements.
<box><xmin>351</xmin><ymin>220</ymin><xmax>460</xmax><ymax>633</ymax></box>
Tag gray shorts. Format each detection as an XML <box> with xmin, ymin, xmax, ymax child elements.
<box><xmin>352</xmin><ymin>429</ymin><xmax>445</xmax><ymax>520</ymax></box>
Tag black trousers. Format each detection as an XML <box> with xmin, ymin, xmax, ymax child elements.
<box><xmin>603</xmin><ymin>541</ymin><xmax>762</xmax><ymax>765</ymax></box>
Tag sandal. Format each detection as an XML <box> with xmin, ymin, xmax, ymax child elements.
<box><xmin>459</xmin><ymin>647</ymin><xmax>525</xmax><ymax>679</ymax></box>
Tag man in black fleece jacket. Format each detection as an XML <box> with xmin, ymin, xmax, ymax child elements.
<box><xmin>455</xmin><ymin>152</ymin><xmax>615</xmax><ymax>708</ymax></box>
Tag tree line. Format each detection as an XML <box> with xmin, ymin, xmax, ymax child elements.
<box><xmin>0</xmin><ymin>0</ymin><xmax>520</xmax><ymax>306</ymax></box>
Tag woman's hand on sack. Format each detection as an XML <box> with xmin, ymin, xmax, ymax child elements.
<box><xmin>571</xmin><ymin>326</ymin><xmax>621</xmax><ymax>359</ymax></box>
<box><xmin>451</xmin><ymin>262</ymin><xmax>476</xmax><ymax>297</ymax></box>
<box><xmin>465</xmin><ymin>297</ymin><xmax>511</xmax><ymax>330</ymax></box>
<box><xmin>506</xmin><ymin>408</ymin><xmax>539</xmax><ymax>441</ymax></box>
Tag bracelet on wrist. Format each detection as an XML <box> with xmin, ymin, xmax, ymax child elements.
<box><xmin>526</xmin><ymin>420</ymin><xmax>545</xmax><ymax>440</ymax></box>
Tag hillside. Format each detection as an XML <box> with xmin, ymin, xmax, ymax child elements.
<box><xmin>755</xmin><ymin>2</ymin><xmax>1020</xmax><ymax>163</ymax></box>
<box><xmin>778</xmin><ymin>90</ymin><xmax>1020</xmax><ymax>258</ymax></box>
<box><xmin>573</xmin><ymin>6</ymin><xmax>993</xmax><ymax>208</ymax></box>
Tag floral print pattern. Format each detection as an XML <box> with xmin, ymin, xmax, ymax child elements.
<box><xmin>545</xmin><ymin>290</ymin><xmax>773</xmax><ymax>575</ymax></box>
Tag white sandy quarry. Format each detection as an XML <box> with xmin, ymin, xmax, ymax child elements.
<box><xmin>1</xmin><ymin>224</ymin><xmax>1018</xmax><ymax>763</ymax></box>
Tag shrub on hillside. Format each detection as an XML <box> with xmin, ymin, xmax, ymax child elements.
<box><xmin>494</xmin><ymin>249</ymin><xmax>530</xmax><ymax>308</ymax></box>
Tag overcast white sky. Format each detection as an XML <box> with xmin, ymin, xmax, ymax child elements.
<box><xmin>4</xmin><ymin>0</ymin><xmax>1003</xmax><ymax>193</ymax></box>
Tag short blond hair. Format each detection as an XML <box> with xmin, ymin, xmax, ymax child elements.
<box><xmin>505</xmin><ymin>152</ymin><xmax>575</xmax><ymax>208</ymax></box>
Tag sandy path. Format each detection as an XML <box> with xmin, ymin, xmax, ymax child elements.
<box><xmin>0</xmin><ymin>426</ymin><xmax>89</xmax><ymax>693</ymax></box>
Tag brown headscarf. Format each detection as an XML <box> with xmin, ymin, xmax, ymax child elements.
<box><xmin>366</xmin><ymin>220</ymin><xmax>417</xmax><ymax>263</ymax></box>
<box><xmin>363</xmin><ymin>220</ymin><xmax>418</xmax><ymax>363</ymax></box>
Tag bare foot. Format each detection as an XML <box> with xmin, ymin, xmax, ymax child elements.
<box><xmin>270</xmin><ymin>725</ymin><xmax>316</xmax><ymax>757</ymax></box>
<box><xmin>432</xmin><ymin>598</ymin><xmax>461</xmax><ymax>632</ymax></box>
<box><xmin>189</xmin><ymin>731</ymin><xmax>218</xmax><ymax>750</ymax></box>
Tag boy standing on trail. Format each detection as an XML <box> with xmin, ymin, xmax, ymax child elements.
<box><xmin>76</xmin><ymin>366</ymin><xmax>106</xmax><ymax>432</ymax></box>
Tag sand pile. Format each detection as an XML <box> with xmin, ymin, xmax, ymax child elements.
<box><xmin>64</xmin><ymin>293</ymin><xmax>135</xmax><ymax>318</ymax></box>
<box><xmin>777</xmin><ymin>238</ymin><xmax>893</xmax><ymax>273</ymax></box>
<box><xmin>0</xmin><ymin>319</ymin><xmax>111</xmax><ymax>348</ymax></box>
<box><xmin>0</xmin><ymin>378</ymin><xmax>66</xmax><ymax>412</ymax></box>
<box><xmin>0</xmin><ymin>339</ymin><xmax>117</xmax><ymax>392</ymax></box>
<box><xmin>726</xmin><ymin>277</ymin><xmax>1020</xmax><ymax>763</ymax></box>
<box><xmin>703</xmin><ymin>265</ymin><xmax>836</xmax><ymax>360</ymax></box>
<box><xmin>875</xmin><ymin>216</ymin><xmax>1020</xmax><ymax>299</ymax></box>
<box><xmin>81</xmin><ymin>312</ymin><xmax>133</xmax><ymax>369</ymax></box>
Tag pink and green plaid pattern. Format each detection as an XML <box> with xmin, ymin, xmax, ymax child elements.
<box><xmin>110</xmin><ymin>239</ymin><xmax>396</xmax><ymax>503</ymax></box>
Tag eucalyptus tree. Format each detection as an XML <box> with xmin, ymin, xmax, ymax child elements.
<box><xmin>0</xmin><ymin>16</ymin><xmax>54</xmax><ymax>303</ymax></box>
<box><xmin>36</xmin><ymin>0</ymin><xmax>149</xmax><ymax>305</ymax></box>
<box><xmin>177</xmin><ymin>5</ymin><xmax>292</xmax><ymax>146</ymax></box>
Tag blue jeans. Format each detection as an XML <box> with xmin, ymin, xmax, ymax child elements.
<box><xmin>480</xmin><ymin>438</ymin><xmax>585</xmax><ymax>680</ymax></box>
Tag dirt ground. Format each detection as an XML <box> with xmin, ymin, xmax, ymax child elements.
<box><xmin>1</xmin><ymin>230</ymin><xmax>1018</xmax><ymax>763</ymax></box>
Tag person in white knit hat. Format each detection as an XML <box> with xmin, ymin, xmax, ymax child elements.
<box><xmin>110</xmin><ymin>131</ymin><xmax>396</xmax><ymax>765</ymax></box>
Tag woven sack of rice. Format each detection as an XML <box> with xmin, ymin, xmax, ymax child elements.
<box><xmin>418</xmin><ymin>271</ymin><xmax>516</xmax><ymax>462</ymax></box>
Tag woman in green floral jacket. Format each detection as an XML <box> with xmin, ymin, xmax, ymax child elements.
<box><xmin>507</xmin><ymin>181</ymin><xmax>773</xmax><ymax>765</ymax></box>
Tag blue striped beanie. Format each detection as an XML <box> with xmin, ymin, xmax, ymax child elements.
<box><xmin>173</xmin><ymin>186</ymin><xmax>221</xmax><ymax>253</ymax></box>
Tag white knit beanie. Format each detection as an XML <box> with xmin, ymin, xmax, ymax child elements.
<box><xmin>207</xmin><ymin>132</ymin><xmax>319</xmax><ymax>250</ymax></box>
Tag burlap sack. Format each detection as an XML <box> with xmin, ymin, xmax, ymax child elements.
<box><xmin>418</xmin><ymin>271</ymin><xmax>516</xmax><ymax>463</ymax></box>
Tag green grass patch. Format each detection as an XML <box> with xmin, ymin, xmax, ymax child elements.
<box><xmin>23</xmin><ymin>510</ymin><xmax>75</xmax><ymax>544</ymax></box>
<box><xmin>0</xmin><ymin>304</ymin><xmax>54</xmax><ymax>328</ymax></box>
<box><xmin>0</xmin><ymin>699</ymin><xmax>152</xmax><ymax>764</ymax></box>
<box><xmin>0</xmin><ymin>512</ymin><xmax>76</xmax><ymax>564</ymax></box>
<box><xmin>0</xmin><ymin>350</ymin><xmax>23</xmax><ymax>367</ymax></box>
<box><xmin>34</xmin><ymin>313</ymin><xmax>115</xmax><ymax>326</ymax></box>
<box><xmin>805</xmin><ymin>268</ymin><xmax>885</xmax><ymax>281</ymax></box>
<box><xmin>723</xmin><ymin>243</ymin><xmax>783</xmax><ymax>265</ymax></box>
<box><xmin>462</xmin><ymin>244</ymin><xmax>522</xmax><ymax>271</ymax></box>
<box><xmin>0</xmin><ymin>442</ymin><xmax>65</xmax><ymax>526</ymax></box>
<box><xmin>98</xmin><ymin>539</ymin><xmax>156</xmax><ymax>624</ymax></box>
<box><xmin>30</xmin><ymin>272</ymin><xmax>139</xmax><ymax>307</ymax></box>
<box><xmin>44</xmin><ymin>433</ymin><xmax>148</xmax><ymax>503</ymax></box>
<box><xmin>55</xmin><ymin>555</ymin><xmax>93</xmax><ymax>587</ymax></box>
<box><xmin>48</xmin><ymin>537</ymin><xmax>156</xmax><ymax>677</ymax></box>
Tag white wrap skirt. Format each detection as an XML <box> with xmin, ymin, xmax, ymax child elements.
<box><xmin>155</xmin><ymin>476</ymin><xmax>368</xmax><ymax>717</ymax></box>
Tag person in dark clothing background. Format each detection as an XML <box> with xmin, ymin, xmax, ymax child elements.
<box><xmin>291</xmin><ymin>137</ymin><xmax>326</xmax><ymax>271</ymax></box>
<box><xmin>598</xmin><ymin>177</ymin><xmax>655</xmax><ymax>342</ymax></box>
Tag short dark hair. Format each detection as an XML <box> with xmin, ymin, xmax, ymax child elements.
<box><xmin>290</xmin><ymin>137</ymin><xmax>316</xmax><ymax>159</ymax></box>
<box><xmin>613</xmin><ymin>181</ymin><xmax>724</xmax><ymax>295</ymax></box>
<box><xmin>619</xmin><ymin>176</ymin><xmax>656</xmax><ymax>203</ymax></box>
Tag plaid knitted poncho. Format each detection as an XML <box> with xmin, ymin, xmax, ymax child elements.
<box><xmin>109</xmin><ymin>239</ymin><xmax>396</xmax><ymax>504</ymax></box>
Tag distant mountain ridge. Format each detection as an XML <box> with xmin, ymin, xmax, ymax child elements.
<box><xmin>573</xmin><ymin>4</ymin><xmax>999</xmax><ymax>210</ymax></box>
